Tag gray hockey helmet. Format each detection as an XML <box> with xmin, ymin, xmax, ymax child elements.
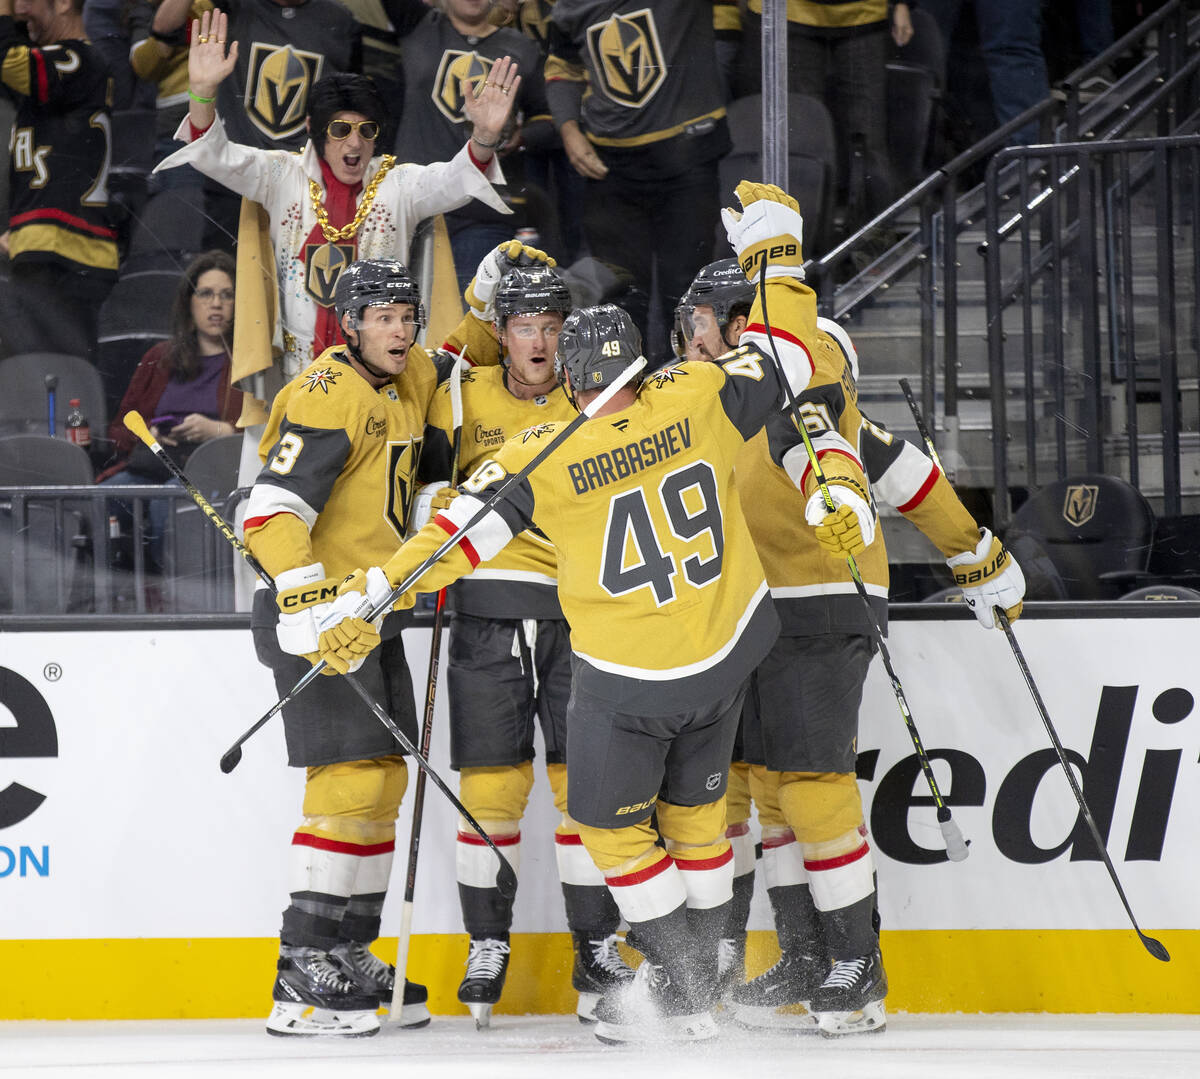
<box><xmin>554</xmin><ymin>304</ymin><xmax>644</xmax><ymax>402</ymax></box>
<box><xmin>334</xmin><ymin>259</ymin><xmax>425</xmax><ymax>329</ymax></box>
<box><xmin>494</xmin><ymin>264</ymin><xmax>573</xmax><ymax>326</ymax></box>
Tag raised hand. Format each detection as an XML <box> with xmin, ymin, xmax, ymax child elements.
<box><xmin>188</xmin><ymin>9</ymin><xmax>238</xmax><ymax>101</ymax></box>
<box><xmin>462</xmin><ymin>55</ymin><xmax>521</xmax><ymax>156</ymax></box>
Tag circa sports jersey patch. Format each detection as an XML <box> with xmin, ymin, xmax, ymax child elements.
<box><xmin>586</xmin><ymin>9</ymin><xmax>667</xmax><ymax>109</ymax></box>
<box><xmin>433</xmin><ymin>50</ymin><xmax>494</xmax><ymax>123</ymax></box>
<box><xmin>520</xmin><ymin>423</ymin><xmax>556</xmax><ymax>443</ymax></box>
<box><xmin>244</xmin><ymin>42</ymin><xmax>324</xmax><ymax>141</ymax></box>
<box><xmin>302</xmin><ymin>367</ymin><xmax>342</xmax><ymax>394</ymax></box>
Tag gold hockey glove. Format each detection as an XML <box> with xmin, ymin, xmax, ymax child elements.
<box><xmin>803</xmin><ymin>484</ymin><xmax>876</xmax><ymax>557</ymax></box>
<box><xmin>721</xmin><ymin>181</ymin><xmax>806</xmax><ymax>285</ymax></box>
<box><xmin>466</xmin><ymin>239</ymin><xmax>557</xmax><ymax>322</ymax></box>
<box><xmin>274</xmin><ymin>563</ymin><xmax>340</xmax><ymax>669</ymax></box>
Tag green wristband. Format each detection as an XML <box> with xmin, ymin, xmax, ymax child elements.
<box><xmin>188</xmin><ymin>89</ymin><xmax>216</xmax><ymax>104</ymax></box>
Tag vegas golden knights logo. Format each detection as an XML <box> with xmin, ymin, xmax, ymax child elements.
<box><xmin>586</xmin><ymin>9</ymin><xmax>666</xmax><ymax>109</ymax></box>
<box><xmin>305</xmin><ymin>242</ymin><xmax>356</xmax><ymax>308</ymax></box>
<box><xmin>518</xmin><ymin>0</ymin><xmax>552</xmax><ymax>47</ymax></box>
<box><xmin>433</xmin><ymin>51</ymin><xmax>494</xmax><ymax>124</ymax></box>
<box><xmin>385</xmin><ymin>439</ymin><xmax>421</xmax><ymax>539</ymax></box>
<box><xmin>246</xmin><ymin>43</ymin><xmax>324</xmax><ymax>141</ymax></box>
<box><xmin>1062</xmin><ymin>484</ymin><xmax>1099</xmax><ymax>527</ymax></box>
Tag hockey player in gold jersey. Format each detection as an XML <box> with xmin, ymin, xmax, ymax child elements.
<box><xmin>678</xmin><ymin>259</ymin><xmax>1026</xmax><ymax>1036</ymax></box>
<box><xmin>417</xmin><ymin>257</ymin><xmax>634</xmax><ymax>1025</ymax></box>
<box><xmin>242</xmin><ymin>260</ymin><xmax>437</xmax><ymax>1037</ymax></box>
<box><xmin>317</xmin><ymin>182</ymin><xmax>864</xmax><ymax>1043</ymax></box>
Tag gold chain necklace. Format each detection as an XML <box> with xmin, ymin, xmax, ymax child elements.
<box><xmin>308</xmin><ymin>155</ymin><xmax>396</xmax><ymax>242</ymax></box>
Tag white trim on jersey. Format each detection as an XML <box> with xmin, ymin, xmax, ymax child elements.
<box><xmin>464</xmin><ymin>568</ymin><xmax>559</xmax><ymax>588</ymax></box>
<box><xmin>740</xmin><ymin>328</ymin><xmax>816</xmax><ymax>393</ymax></box>
<box><xmin>572</xmin><ymin>581</ymin><xmax>770</xmax><ymax>682</ymax></box>
<box><xmin>245</xmin><ymin>482</ymin><xmax>319</xmax><ymax>532</ymax></box>
<box><xmin>770</xmin><ymin>581</ymin><xmax>890</xmax><ymax>601</ymax></box>
<box><xmin>873</xmin><ymin>437</ymin><xmax>940</xmax><ymax>508</ymax></box>
<box><xmin>439</xmin><ymin>493</ymin><xmax>515</xmax><ymax>563</ymax></box>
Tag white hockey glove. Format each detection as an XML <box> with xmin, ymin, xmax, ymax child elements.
<box><xmin>946</xmin><ymin>529</ymin><xmax>1026</xmax><ymax>629</ymax></box>
<box><xmin>406</xmin><ymin>482</ymin><xmax>460</xmax><ymax>537</ymax></box>
<box><xmin>314</xmin><ymin>566</ymin><xmax>394</xmax><ymax>674</ymax></box>
<box><xmin>721</xmin><ymin>180</ymin><xmax>806</xmax><ymax>285</ymax></box>
<box><xmin>804</xmin><ymin>484</ymin><xmax>876</xmax><ymax>557</ymax></box>
<box><xmin>465</xmin><ymin>238</ymin><xmax>557</xmax><ymax>323</ymax></box>
<box><xmin>274</xmin><ymin>563</ymin><xmax>340</xmax><ymax>670</ymax></box>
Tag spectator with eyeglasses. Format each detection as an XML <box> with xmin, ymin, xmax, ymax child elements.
<box><xmin>155</xmin><ymin>8</ymin><xmax>521</xmax><ymax>387</ymax></box>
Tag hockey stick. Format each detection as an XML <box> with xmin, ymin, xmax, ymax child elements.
<box><xmin>122</xmin><ymin>408</ymin><xmax>519</xmax><ymax>900</ymax></box>
<box><xmin>897</xmin><ymin>380</ymin><xmax>1169</xmax><ymax>960</ymax></box>
<box><xmin>751</xmin><ymin>270</ymin><xmax>968</xmax><ymax>861</ymax></box>
<box><xmin>234</xmin><ymin>354</ymin><xmax>646</xmax><ymax>775</ymax></box>
<box><xmin>391</xmin><ymin>358</ymin><xmax>465</xmax><ymax>1020</ymax></box>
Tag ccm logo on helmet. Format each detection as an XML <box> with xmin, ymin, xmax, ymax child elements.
<box><xmin>280</xmin><ymin>583</ymin><xmax>338</xmax><ymax>609</ymax></box>
<box><xmin>741</xmin><ymin>243</ymin><xmax>798</xmax><ymax>274</ymax></box>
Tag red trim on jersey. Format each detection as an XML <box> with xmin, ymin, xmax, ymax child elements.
<box><xmin>804</xmin><ymin>842</ymin><xmax>870</xmax><ymax>873</ymax></box>
<box><xmin>725</xmin><ymin>820</ymin><xmax>751</xmax><ymax>838</ymax></box>
<box><xmin>32</xmin><ymin>50</ymin><xmax>49</xmax><ymax>103</ymax></box>
<box><xmin>799</xmin><ymin>448</ymin><xmax>865</xmax><ymax>493</ymax></box>
<box><xmin>672</xmin><ymin>847</ymin><xmax>734</xmax><ymax>872</ymax></box>
<box><xmin>554</xmin><ymin>832</ymin><xmax>585</xmax><ymax>846</ymax></box>
<box><xmin>9</xmin><ymin>207</ymin><xmax>117</xmax><ymax>239</ymax></box>
<box><xmin>457</xmin><ymin>830</ymin><xmax>520</xmax><ymax>847</ymax></box>
<box><xmin>291</xmin><ymin>832</ymin><xmax>395</xmax><ymax>857</ymax></box>
<box><xmin>743</xmin><ymin>321</ymin><xmax>816</xmax><ymax>375</ymax></box>
<box><xmin>761</xmin><ymin>831</ymin><xmax>797</xmax><ymax>850</ymax></box>
<box><xmin>243</xmin><ymin>510</ymin><xmax>296</xmax><ymax>533</ymax></box>
<box><xmin>434</xmin><ymin>512</ymin><xmax>480</xmax><ymax>567</ymax></box>
<box><xmin>895</xmin><ymin>462</ymin><xmax>941</xmax><ymax>514</ymax></box>
<box><xmin>606</xmin><ymin>852</ymin><xmax>673</xmax><ymax>888</ymax></box>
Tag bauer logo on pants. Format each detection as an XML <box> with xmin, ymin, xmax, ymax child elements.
<box><xmin>586</xmin><ymin>9</ymin><xmax>666</xmax><ymax>109</ymax></box>
<box><xmin>245</xmin><ymin>42</ymin><xmax>324</xmax><ymax>141</ymax></box>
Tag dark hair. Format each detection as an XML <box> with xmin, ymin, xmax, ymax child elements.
<box><xmin>167</xmin><ymin>250</ymin><xmax>236</xmax><ymax>381</ymax></box>
<box><xmin>307</xmin><ymin>74</ymin><xmax>391</xmax><ymax>157</ymax></box>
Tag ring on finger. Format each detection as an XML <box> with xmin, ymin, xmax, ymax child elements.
<box><xmin>198</xmin><ymin>34</ymin><xmax>209</xmax><ymax>42</ymax></box>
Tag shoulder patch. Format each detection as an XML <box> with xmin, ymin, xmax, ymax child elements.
<box><xmin>520</xmin><ymin>422</ymin><xmax>557</xmax><ymax>443</ymax></box>
<box><xmin>647</xmin><ymin>365</ymin><xmax>687</xmax><ymax>388</ymax></box>
<box><xmin>301</xmin><ymin>367</ymin><xmax>343</xmax><ymax>394</ymax></box>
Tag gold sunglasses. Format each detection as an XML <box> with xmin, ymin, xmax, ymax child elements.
<box><xmin>326</xmin><ymin>120</ymin><xmax>380</xmax><ymax>141</ymax></box>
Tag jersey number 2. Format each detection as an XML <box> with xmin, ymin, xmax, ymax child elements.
<box><xmin>600</xmin><ymin>460</ymin><xmax>724</xmax><ymax>606</ymax></box>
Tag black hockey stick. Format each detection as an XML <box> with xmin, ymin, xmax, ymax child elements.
<box><xmin>238</xmin><ymin>355</ymin><xmax>647</xmax><ymax>778</ymax></box>
<box><xmin>391</xmin><ymin>358</ymin><xmax>465</xmax><ymax>1019</ymax></box>
<box><xmin>122</xmin><ymin>409</ymin><xmax>519</xmax><ymax>900</ymax></box>
<box><xmin>751</xmin><ymin>266</ymin><xmax>968</xmax><ymax>861</ymax></box>
<box><xmin>898</xmin><ymin>379</ymin><xmax>1169</xmax><ymax>959</ymax></box>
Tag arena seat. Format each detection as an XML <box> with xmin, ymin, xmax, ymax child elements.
<box><xmin>0</xmin><ymin>353</ymin><xmax>108</xmax><ymax>442</ymax></box>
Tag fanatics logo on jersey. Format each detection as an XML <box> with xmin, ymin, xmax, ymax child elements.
<box><xmin>586</xmin><ymin>9</ymin><xmax>666</xmax><ymax>109</ymax></box>
<box><xmin>1062</xmin><ymin>484</ymin><xmax>1099</xmax><ymax>526</ymax></box>
<box><xmin>647</xmin><ymin>366</ymin><xmax>687</xmax><ymax>389</ymax></box>
<box><xmin>304</xmin><ymin>242</ymin><xmax>355</xmax><ymax>308</ymax></box>
<box><xmin>519</xmin><ymin>423</ymin><xmax>556</xmax><ymax>443</ymax></box>
<box><xmin>433</xmin><ymin>50</ymin><xmax>494</xmax><ymax>124</ymax></box>
<box><xmin>302</xmin><ymin>367</ymin><xmax>342</xmax><ymax>394</ymax></box>
<box><xmin>245</xmin><ymin>42</ymin><xmax>324</xmax><ymax>141</ymax></box>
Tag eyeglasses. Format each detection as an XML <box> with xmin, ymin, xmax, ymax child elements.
<box><xmin>195</xmin><ymin>288</ymin><xmax>235</xmax><ymax>303</ymax></box>
<box><xmin>326</xmin><ymin>119</ymin><xmax>380</xmax><ymax>141</ymax></box>
<box><xmin>508</xmin><ymin>324</ymin><xmax>562</xmax><ymax>340</ymax></box>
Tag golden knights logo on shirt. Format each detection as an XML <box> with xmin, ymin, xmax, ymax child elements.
<box><xmin>385</xmin><ymin>438</ymin><xmax>421</xmax><ymax>539</ymax></box>
<box><xmin>245</xmin><ymin>42</ymin><xmax>324</xmax><ymax>141</ymax></box>
<box><xmin>1062</xmin><ymin>484</ymin><xmax>1099</xmax><ymax>527</ymax></box>
<box><xmin>433</xmin><ymin>51</ymin><xmax>494</xmax><ymax>124</ymax></box>
<box><xmin>305</xmin><ymin>241</ymin><xmax>355</xmax><ymax>308</ymax></box>
<box><xmin>585</xmin><ymin>9</ymin><xmax>666</xmax><ymax>109</ymax></box>
<box><xmin>518</xmin><ymin>0</ymin><xmax>554</xmax><ymax>48</ymax></box>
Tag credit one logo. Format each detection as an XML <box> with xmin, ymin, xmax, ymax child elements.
<box><xmin>859</xmin><ymin>684</ymin><xmax>1193</xmax><ymax>865</ymax></box>
<box><xmin>0</xmin><ymin>667</ymin><xmax>58</xmax><ymax>878</ymax></box>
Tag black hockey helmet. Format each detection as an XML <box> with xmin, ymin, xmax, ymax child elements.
<box><xmin>680</xmin><ymin>258</ymin><xmax>755</xmax><ymax>335</ymax></box>
<box><xmin>334</xmin><ymin>259</ymin><xmax>425</xmax><ymax>330</ymax></box>
<box><xmin>554</xmin><ymin>304</ymin><xmax>644</xmax><ymax>404</ymax></box>
<box><xmin>494</xmin><ymin>264</ymin><xmax>573</xmax><ymax>327</ymax></box>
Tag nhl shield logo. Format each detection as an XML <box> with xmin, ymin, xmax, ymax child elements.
<box><xmin>246</xmin><ymin>42</ymin><xmax>324</xmax><ymax>141</ymax></box>
<box><xmin>586</xmin><ymin>9</ymin><xmax>666</xmax><ymax>109</ymax></box>
<box><xmin>305</xmin><ymin>242</ymin><xmax>355</xmax><ymax>308</ymax></box>
<box><xmin>1062</xmin><ymin>484</ymin><xmax>1099</xmax><ymax>527</ymax></box>
<box><xmin>433</xmin><ymin>50</ymin><xmax>494</xmax><ymax>124</ymax></box>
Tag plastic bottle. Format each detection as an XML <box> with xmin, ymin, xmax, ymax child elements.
<box><xmin>64</xmin><ymin>398</ymin><xmax>90</xmax><ymax>447</ymax></box>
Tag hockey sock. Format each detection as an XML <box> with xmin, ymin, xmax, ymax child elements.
<box><xmin>725</xmin><ymin>820</ymin><xmax>757</xmax><ymax>940</ymax></box>
<box><xmin>457</xmin><ymin>823</ymin><xmax>520</xmax><ymax>937</ymax></box>
<box><xmin>556</xmin><ymin>827</ymin><xmax>621</xmax><ymax>933</ymax></box>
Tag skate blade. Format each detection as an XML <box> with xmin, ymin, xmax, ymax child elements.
<box><xmin>816</xmin><ymin>999</ymin><xmax>887</xmax><ymax>1037</ymax></box>
<box><xmin>266</xmin><ymin>1002</ymin><xmax>380</xmax><ymax>1037</ymax></box>
<box><xmin>467</xmin><ymin>1002</ymin><xmax>494</xmax><ymax>1030</ymax></box>
<box><xmin>595</xmin><ymin>1011</ymin><xmax>719</xmax><ymax>1045</ymax></box>
<box><xmin>734</xmin><ymin>1002</ymin><xmax>819</xmax><ymax>1032</ymax></box>
<box><xmin>392</xmin><ymin>1001</ymin><xmax>432</xmax><ymax>1029</ymax></box>
<box><xmin>576</xmin><ymin>991</ymin><xmax>601</xmax><ymax>1024</ymax></box>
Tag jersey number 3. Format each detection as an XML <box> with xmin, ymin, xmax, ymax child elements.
<box><xmin>600</xmin><ymin>460</ymin><xmax>724</xmax><ymax>607</ymax></box>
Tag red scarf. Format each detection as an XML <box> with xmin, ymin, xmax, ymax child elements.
<box><xmin>305</xmin><ymin>160</ymin><xmax>363</xmax><ymax>358</ymax></box>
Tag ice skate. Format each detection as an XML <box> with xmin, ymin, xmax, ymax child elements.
<box><xmin>266</xmin><ymin>945</ymin><xmax>380</xmax><ymax>1037</ymax></box>
<box><xmin>715</xmin><ymin>936</ymin><xmax>747</xmax><ymax>1003</ymax></box>
<box><xmin>330</xmin><ymin>941</ymin><xmax>431</xmax><ymax>1028</ymax></box>
<box><xmin>810</xmin><ymin>949</ymin><xmax>888</xmax><ymax>1037</ymax></box>
<box><xmin>593</xmin><ymin>960</ymin><xmax>718</xmax><ymax>1045</ymax></box>
<box><xmin>571</xmin><ymin>932</ymin><xmax>636</xmax><ymax>1023</ymax></box>
<box><xmin>458</xmin><ymin>937</ymin><xmax>511</xmax><ymax>1029</ymax></box>
<box><xmin>731</xmin><ymin>950</ymin><xmax>829</xmax><ymax>1031</ymax></box>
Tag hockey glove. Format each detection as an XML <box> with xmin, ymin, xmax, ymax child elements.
<box><xmin>721</xmin><ymin>180</ymin><xmax>806</xmax><ymax>285</ymax></box>
<box><xmin>407</xmin><ymin>482</ymin><xmax>460</xmax><ymax>536</ymax></box>
<box><xmin>274</xmin><ymin>563</ymin><xmax>340</xmax><ymax>669</ymax></box>
<box><xmin>804</xmin><ymin>484</ymin><xmax>876</xmax><ymax>557</ymax></box>
<box><xmin>465</xmin><ymin>239</ymin><xmax>557</xmax><ymax>323</ymax></box>
<box><xmin>313</xmin><ymin>567</ymin><xmax>394</xmax><ymax>674</ymax></box>
<box><xmin>946</xmin><ymin>529</ymin><xmax>1026</xmax><ymax>629</ymax></box>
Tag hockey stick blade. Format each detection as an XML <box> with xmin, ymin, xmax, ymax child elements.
<box><xmin>998</xmin><ymin>611</ymin><xmax>1169</xmax><ymax>961</ymax></box>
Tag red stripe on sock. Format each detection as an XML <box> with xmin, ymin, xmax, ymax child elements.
<box><xmin>291</xmin><ymin>832</ymin><xmax>395</xmax><ymax>857</ymax></box>
<box><xmin>606</xmin><ymin>853</ymin><xmax>673</xmax><ymax>888</ymax></box>
<box><xmin>672</xmin><ymin>847</ymin><xmax>733</xmax><ymax>872</ymax></box>
<box><xmin>804</xmin><ymin>842</ymin><xmax>870</xmax><ymax>873</ymax></box>
<box><xmin>457</xmin><ymin>831</ymin><xmax>520</xmax><ymax>847</ymax></box>
<box><xmin>761</xmin><ymin>831</ymin><xmax>797</xmax><ymax>850</ymax></box>
<box><xmin>554</xmin><ymin>832</ymin><xmax>584</xmax><ymax>846</ymax></box>
<box><xmin>725</xmin><ymin>821</ymin><xmax>751</xmax><ymax>838</ymax></box>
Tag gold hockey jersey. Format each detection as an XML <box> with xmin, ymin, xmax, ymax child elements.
<box><xmin>422</xmin><ymin>365</ymin><xmax>576</xmax><ymax>619</ymax></box>
<box><xmin>244</xmin><ymin>345</ymin><xmax>437</xmax><ymax>582</ymax></box>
